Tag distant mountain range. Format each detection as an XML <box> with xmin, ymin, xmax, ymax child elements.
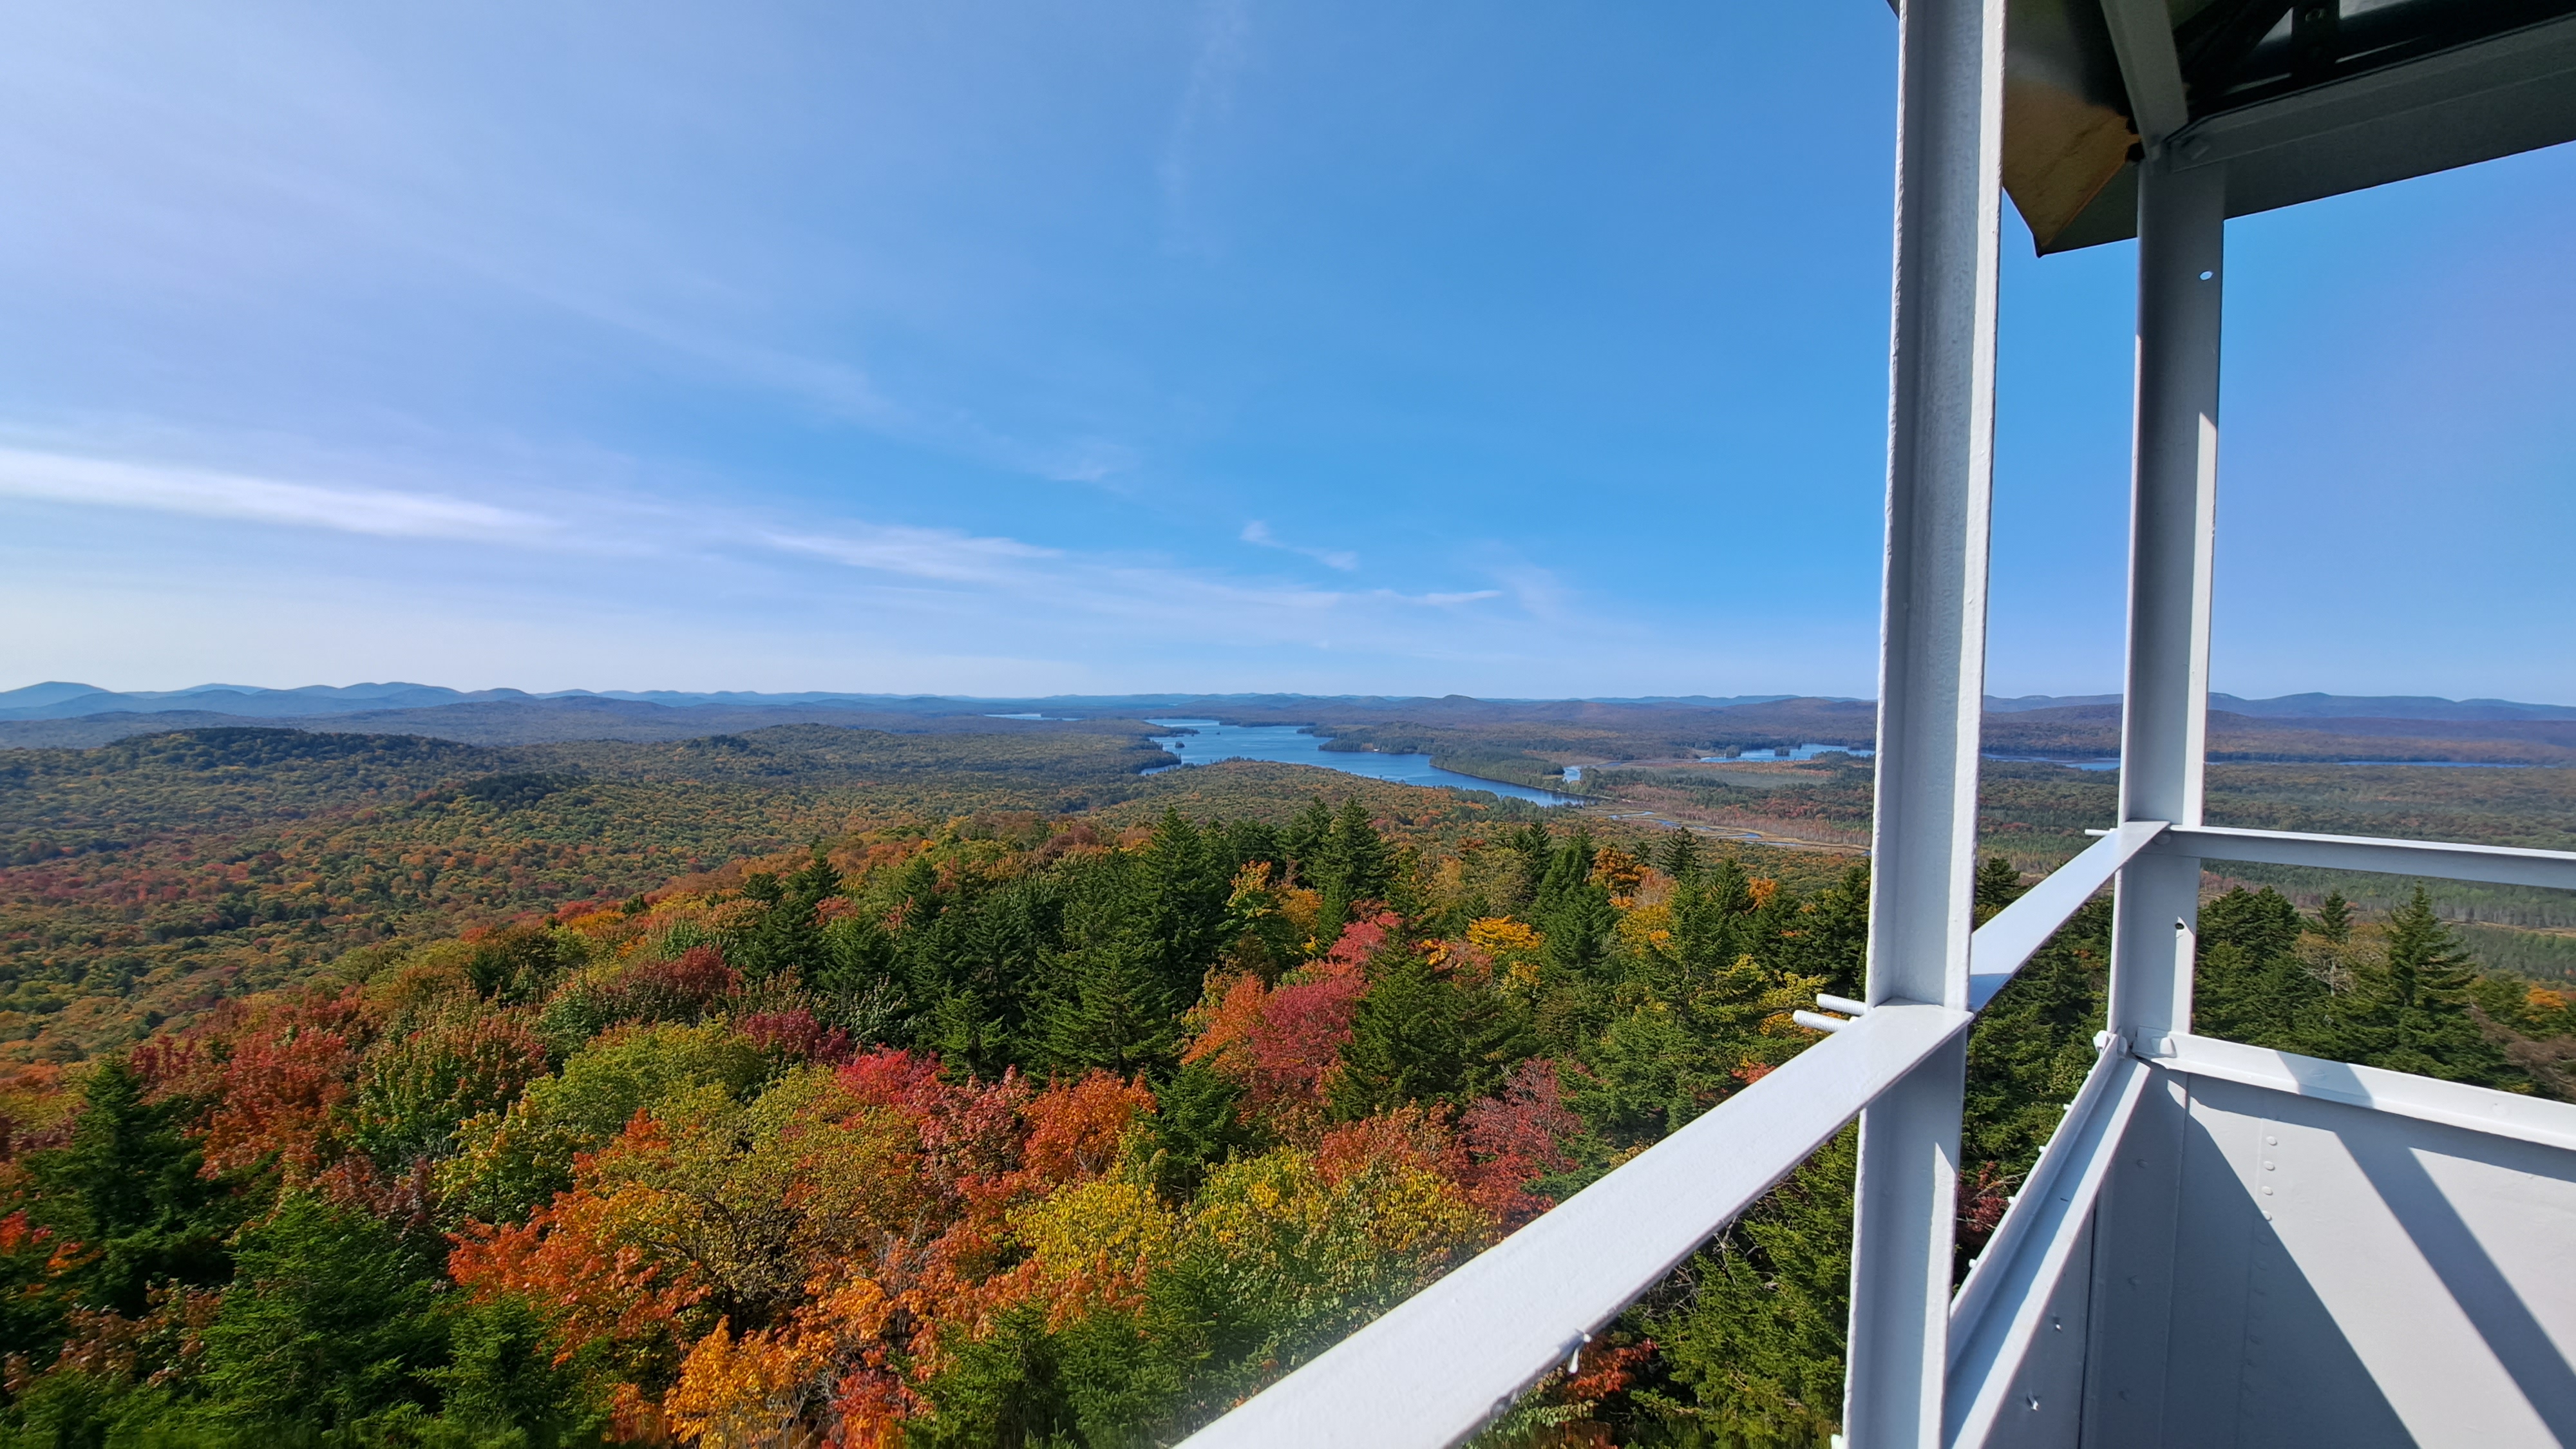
<box><xmin>5</xmin><ymin>681</ymin><xmax>2571</xmax><ymax>724</ymax></box>
<box><xmin>1</xmin><ymin>681</ymin><xmax>2570</xmax><ymax>755</ymax></box>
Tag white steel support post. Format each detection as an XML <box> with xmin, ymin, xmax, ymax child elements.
<box><xmin>1846</xmin><ymin>0</ymin><xmax>2004</xmax><ymax>1441</ymax></box>
<box><xmin>2108</xmin><ymin>158</ymin><xmax>2224</xmax><ymax>1045</ymax></box>
<box><xmin>2085</xmin><ymin>153</ymin><xmax>2226</xmax><ymax>1449</ymax></box>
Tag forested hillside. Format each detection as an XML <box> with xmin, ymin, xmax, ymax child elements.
<box><xmin>1575</xmin><ymin>757</ymin><xmax>2576</xmax><ymax>954</ymax></box>
<box><xmin>0</xmin><ymin>769</ymin><xmax>2568</xmax><ymax>1444</ymax></box>
<box><xmin>0</xmin><ymin>726</ymin><xmax>1486</xmax><ymax>1063</ymax></box>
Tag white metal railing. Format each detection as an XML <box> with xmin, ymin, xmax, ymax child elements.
<box><xmin>1944</xmin><ymin>1036</ymin><xmax>2150</xmax><ymax>1445</ymax></box>
<box><xmin>1969</xmin><ymin>822</ymin><xmax>2168</xmax><ymax>1009</ymax></box>
<box><xmin>1176</xmin><ymin>842</ymin><xmax>2133</xmax><ymax>1448</ymax></box>
<box><xmin>1181</xmin><ymin>818</ymin><xmax>2576</xmax><ymax>1447</ymax></box>
<box><xmin>2147</xmin><ymin>826</ymin><xmax>2576</xmax><ymax>892</ymax></box>
<box><xmin>1947</xmin><ymin>1025</ymin><xmax>2576</xmax><ymax>1446</ymax></box>
<box><xmin>1174</xmin><ymin>1003</ymin><xmax>1972</xmax><ymax>1448</ymax></box>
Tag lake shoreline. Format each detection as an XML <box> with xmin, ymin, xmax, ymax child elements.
<box><xmin>1145</xmin><ymin>719</ymin><xmax>1584</xmax><ymax>807</ymax></box>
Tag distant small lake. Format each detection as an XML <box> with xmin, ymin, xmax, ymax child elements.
<box><xmin>1146</xmin><ymin>720</ymin><xmax>1580</xmax><ymax>806</ymax></box>
<box><xmin>1703</xmin><ymin>744</ymin><xmax>1873</xmax><ymax>763</ymax></box>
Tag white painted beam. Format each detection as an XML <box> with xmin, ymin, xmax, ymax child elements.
<box><xmin>1173</xmin><ymin>1003</ymin><xmax>1975</xmax><ymax>1449</ymax></box>
<box><xmin>2152</xmin><ymin>825</ymin><xmax>2576</xmax><ymax>892</ymax></box>
<box><xmin>2098</xmin><ymin>0</ymin><xmax>2189</xmax><ymax>147</ymax></box>
<box><xmin>1969</xmin><ymin>822</ymin><xmax>2168</xmax><ymax>1010</ymax></box>
<box><xmin>1847</xmin><ymin>0</ymin><xmax>2009</xmax><ymax>1436</ymax></box>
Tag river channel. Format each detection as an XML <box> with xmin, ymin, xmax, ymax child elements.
<box><xmin>1145</xmin><ymin>720</ymin><xmax>1581</xmax><ymax>806</ymax></box>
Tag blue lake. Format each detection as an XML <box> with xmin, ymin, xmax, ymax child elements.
<box><xmin>1703</xmin><ymin>744</ymin><xmax>1873</xmax><ymax>763</ymax></box>
<box><xmin>1145</xmin><ymin>720</ymin><xmax>1581</xmax><ymax>806</ymax></box>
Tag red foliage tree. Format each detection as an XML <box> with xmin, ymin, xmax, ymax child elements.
<box><xmin>1459</xmin><ymin>1059</ymin><xmax>1582</xmax><ymax>1225</ymax></box>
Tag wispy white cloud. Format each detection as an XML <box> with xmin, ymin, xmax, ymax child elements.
<box><xmin>757</xmin><ymin>524</ymin><xmax>1059</xmax><ymax>585</ymax></box>
<box><xmin>1159</xmin><ymin>0</ymin><xmax>1252</xmax><ymax>256</ymax></box>
<box><xmin>0</xmin><ymin>446</ymin><xmax>553</xmax><ymax>540</ymax></box>
<box><xmin>764</xmin><ymin>513</ymin><xmax>1508</xmax><ymax>655</ymax></box>
<box><xmin>0</xmin><ymin>419</ymin><xmax>1609</xmax><ymax>689</ymax></box>
<box><xmin>545</xmin><ymin>306</ymin><xmax>1142</xmax><ymax>487</ymax></box>
<box><xmin>1240</xmin><ymin>518</ymin><xmax>1358</xmax><ymax>571</ymax></box>
<box><xmin>0</xmin><ymin>17</ymin><xmax>1146</xmax><ymax>496</ymax></box>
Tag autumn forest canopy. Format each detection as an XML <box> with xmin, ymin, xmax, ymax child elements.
<box><xmin>1</xmin><ymin>713</ymin><xmax>2571</xmax><ymax>1446</ymax></box>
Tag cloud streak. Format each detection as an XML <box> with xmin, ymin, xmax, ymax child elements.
<box><xmin>1159</xmin><ymin>0</ymin><xmax>1252</xmax><ymax>256</ymax></box>
<box><xmin>759</xmin><ymin>524</ymin><xmax>1060</xmax><ymax>585</ymax></box>
<box><xmin>0</xmin><ymin>431</ymin><xmax>1549</xmax><ymax>682</ymax></box>
<box><xmin>0</xmin><ymin>446</ymin><xmax>553</xmax><ymax>540</ymax></box>
<box><xmin>1240</xmin><ymin>519</ymin><xmax>1358</xmax><ymax>571</ymax></box>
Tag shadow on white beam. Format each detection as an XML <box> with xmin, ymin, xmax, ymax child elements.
<box><xmin>2146</xmin><ymin>825</ymin><xmax>2576</xmax><ymax>892</ymax></box>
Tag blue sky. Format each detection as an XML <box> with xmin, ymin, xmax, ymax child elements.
<box><xmin>1</xmin><ymin>3</ymin><xmax>2568</xmax><ymax>701</ymax></box>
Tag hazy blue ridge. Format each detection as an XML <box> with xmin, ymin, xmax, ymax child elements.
<box><xmin>6</xmin><ymin>682</ymin><xmax>2573</xmax><ymax>725</ymax></box>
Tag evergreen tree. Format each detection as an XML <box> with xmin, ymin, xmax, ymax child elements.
<box><xmin>2201</xmin><ymin>886</ymin><xmax>2306</xmax><ymax>965</ymax></box>
<box><xmin>1331</xmin><ymin>953</ymin><xmax>1532</xmax><ymax>1120</ymax></box>
<box><xmin>733</xmin><ymin>849</ymin><xmax>844</xmax><ymax>983</ymax></box>
<box><xmin>426</xmin><ymin>1293</ymin><xmax>611</xmax><ymax>1447</ymax></box>
<box><xmin>1702</xmin><ymin>856</ymin><xmax>1756</xmax><ymax>919</ymax></box>
<box><xmin>1963</xmin><ymin>898</ymin><xmax>2110</xmax><ymax>1180</ymax></box>
<box><xmin>1783</xmin><ymin>864</ymin><xmax>1871</xmax><ymax>1001</ymax></box>
<box><xmin>198</xmin><ymin>1193</ymin><xmax>449</xmax><ymax>1437</ymax></box>
<box><xmin>1215</xmin><ymin>818</ymin><xmax>1283</xmax><ymax>881</ymax></box>
<box><xmin>1660</xmin><ymin>830</ymin><xmax>1703</xmax><ymax>884</ymax></box>
<box><xmin>1330</xmin><ymin>954</ymin><xmax>1465</xmax><ymax>1119</ymax></box>
<box><xmin>2314</xmin><ymin>890</ymin><xmax>2353</xmax><ymax>942</ymax></box>
<box><xmin>1666</xmin><ymin>876</ymin><xmax>1742</xmax><ymax>985</ymax></box>
<box><xmin>813</xmin><ymin>911</ymin><xmax>902</xmax><ymax>1037</ymax></box>
<box><xmin>1972</xmin><ymin>854</ymin><xmax>2024</xmax><ymax>924</ymax></box>
<box><xmin>29</xmin><ymin>1056</ymin><xmax>234</xmax><ymax>1317</ymax></box>
<box><xmin>1570</xmin><ymin>998</ymin><xmax>1723</xmax><ymax>1146</ymax></box>
<box><xmin>902</xmin><ymin>869</ymin><xmax>1063</xmax><ymax>1075</ymax></box>
<box><xmin>1281</xmin><ymin>798</ymin><xmax>1336</xmax><ymax>888</ymax></box>
<box><xmin>1145</xmin><ymin>1061</ymin><xmax>1253</xmax><ymax>1201</ymax></box>
<box><xmin>1141</xmin><ymin>808</ymin><xmax>1232</xmax><ymax>997</ymax></box>
<box><xmin>2192</xmin><ymin>886</ymin><xmax>2327</xmax><ymax>1050</ymax></box>
<box><xmin>2340</xmin><ymin>887</ymin><xmax>2517</xmax><ymax>1087</ymax></box>
<box><xmin>1316</xmin><ymin>800</ymin><xmax>1394</xmax><ymax>930</ymax></box>
<box><xmin>1502</xmin><ymin>821</ymin><xmax>1554</xmax><ymax>909</ymax></box>
<box><xmin>1639</xmin><ymin>1130</ymin><xmax>1855</xmax><ymax>1443</ymax></box>
<box><xmin>1036</xmin><ymin>938</ymin><xmax>1182</xmax><ymax>1077</ymax></box>
<box><xmin>1531</xmin><ymin>831</ymin><xmax>1615</xmax><ymax>978</ymax></box>
<box><xmin>1530</xmin><ymin>829</ymin><xmax>1596</xmax><ymax>920</ymax></box>
<box><xmin>908</xmin><ymin>1301</ymin><xmax>1090</xmax><ymax>1449</ymax></box>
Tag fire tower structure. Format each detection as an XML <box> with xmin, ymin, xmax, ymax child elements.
<box><xmin>1184</xmin><ymin>1</ymin><xmax>2576</xmax><ymax>1443</ymax></box>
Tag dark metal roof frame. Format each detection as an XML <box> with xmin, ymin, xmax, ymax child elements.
<box><xmin>2002</xmin><ymin>0</ymin><xmax>2576</xmax><ymax>251</ymax></box>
